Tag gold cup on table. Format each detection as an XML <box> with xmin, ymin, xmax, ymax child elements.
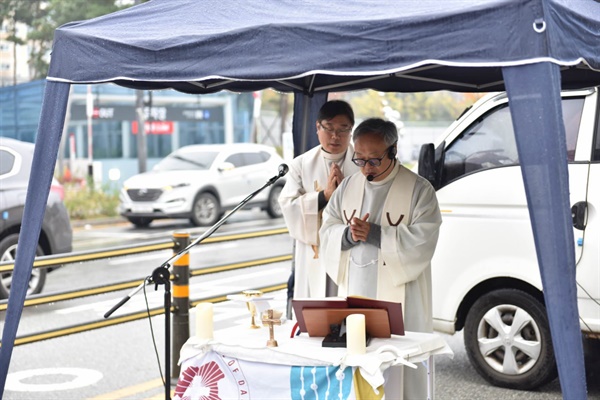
<box><xmin>242</xmin><ymin>290</ymin><xmax>263</xmax><ymax>329</ymax></box>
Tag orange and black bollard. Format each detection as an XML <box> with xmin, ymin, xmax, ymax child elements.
<box><xmin>171</xmin><ymin>232</ymin><xmax>190</xmax><ymax>380</ymax></box>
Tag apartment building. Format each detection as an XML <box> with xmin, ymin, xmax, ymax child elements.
<box><xmin>0</xmin><ymin>21</ymin><xmax>31</xmax><ymax>86</ymax></box>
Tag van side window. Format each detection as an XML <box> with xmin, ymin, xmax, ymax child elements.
<box><xmin>441</xmin><ymin>98</ymin><xmax>584</xmax><ymax>186</ymax></box>
<box><xmin>562</xmin><ymin>98</ymin><xmax>584</xmax><ymax>161</ymax></box>
<box><xmin>442</xmin><ymin>105</ymin><xmax>516</xmax><ymax>185</ymax></box>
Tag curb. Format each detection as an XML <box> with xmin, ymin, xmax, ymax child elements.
<box><xmin>71</xmin><ymin>217</ymin><xmax>127</xmax><ymax>228</ymax></box>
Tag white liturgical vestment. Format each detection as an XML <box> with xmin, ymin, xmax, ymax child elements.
<box><xmin>320</xmin><ymin>163</ymin><xmax>441</xmax><ymax>331</ymax></box>
<box><xmin>320</xmin><ymin>163</ymin><xmax>442</xmax><ymax>399</ymax></box>
<box><xmin>278</xmin><ymin>145</ymin><xmax>359</xmax><ymax>298</ymax></box>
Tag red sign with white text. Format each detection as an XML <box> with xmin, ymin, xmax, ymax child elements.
<box><xmin>131</xmin><ymin>121</ymin><xmax>174</xmax><ymax>135</ymax></box>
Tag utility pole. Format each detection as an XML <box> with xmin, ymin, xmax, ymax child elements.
<box><xmin>12</xmin><ymin>22</ymin><xmax>17</xmax><ymax>86</ymax></box>
<box><xmin>57</xmin><ymin>86</ymin><xmax>73</xmax><ymax>180</ymax></box>
<box><xmin>251</xmin><ymin>91</ymin><xmax>261</xmax><ymax>143</ymax></box>
<box><xmin>135</xmin><ymin>89</ymin><xmax>147</xmax><ymax>173</ymax></box>
<box><xmin>86</xmin><ymin>85</ymin><xmax>94</xmax><ymax>186</ymax></box>
<box><xmin>134</xmin><ymin>0</ymin><xmax>147</xmax><ymax>174</ymax></box>
<box><xmin>279</xmin><ymin>93</ymin><xmax>289</xmax><ymax>147</ymax></box>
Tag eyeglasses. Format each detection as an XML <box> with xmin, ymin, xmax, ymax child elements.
<box><xmin>352</xmin><ymin>148</ymin><xmax>390</xmax><ymax>167</ymax></box>
<box><xmin>318</xmin><ymin>121</ymin><xmax>352</xmax><ymax>137</ymax></box>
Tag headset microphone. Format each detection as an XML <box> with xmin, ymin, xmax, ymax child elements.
<box><xmin>366</xmin><ymin>144</ymin><xmax>397</xmax><ymax>182</ymax></box>
<box><xmin>367</xmin><ymin>158</ymin><xmax>396</xmax><ymax>182</ymax></box>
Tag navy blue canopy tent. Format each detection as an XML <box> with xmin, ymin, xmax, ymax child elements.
<box><xmin>2</xmin><ymin>0</ymin><xmax>600</xmax><ymax>397</ymax></box>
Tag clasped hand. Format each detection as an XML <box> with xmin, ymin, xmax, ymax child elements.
<box><xmin>324</xmin><ymin>163</ymin><xmax>344</xmax><ymax>201</ymax></box>
<box><xmin>350</xmin><ymin>213</ymin><xmax>370</xmax><ymax>242</ymax></box>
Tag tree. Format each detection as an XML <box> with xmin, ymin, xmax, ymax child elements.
<box><xmin>257</xmin><ymin>89</ymin><xmax>485</xmax><ymax>130</ymax></box>
<box><xmin>0</xmin><ymin>0</ymin><xmax>46</xmax><ymax>84</ymax></box>
<box><xmin>3</xmin><ymin>0</ymin><xmax>132</xmax><ymax>80</ymax></box>
<box><xmin>340</xmin><ymin>90</ymin><xmax>484</xmax><ymax>123</ymax></box>
<box><xmin>260</xmin><ymin>89</ymin><xmax>293</xmax><ymax>112</ymax></box>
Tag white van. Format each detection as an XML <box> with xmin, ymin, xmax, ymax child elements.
<box><xmin>417</xmin><ymin>87</ymin><xmax>600</xmax><ymax>390</ymax></box>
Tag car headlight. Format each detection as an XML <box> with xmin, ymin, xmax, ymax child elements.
<box><xmin>164</xmin><ymin>183</ymin><xmax>191</xmax><ymax>191</ymax></box>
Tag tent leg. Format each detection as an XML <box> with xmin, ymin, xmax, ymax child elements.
<box><xmin>503</xmin><ymin>62</ymin><xmax>587</xmax><ymax>399</ymax></box>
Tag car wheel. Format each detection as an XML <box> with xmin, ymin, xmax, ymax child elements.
<box><xmin>127</xmin><ymin>216</ymin><xmax>153</xmax><ymax>228</ymax></box>
<box><xmin>266</xmin><ymin>185</ymin><xmax>283</xmax><ymax>218</ymax></box>
<box><xmin>0</xmin><ymin>233</ymin><xmax>46</xmax><ymax>299</ymax></box>
<box><xmin>464</xmin><ymin>288</ymin><xmax>557</xmax><ymax>390</ymax></box>
<box><xmin>190</xmin><ymin>192</ymin><xmax>221</xmax><ymax>226</ymax></box>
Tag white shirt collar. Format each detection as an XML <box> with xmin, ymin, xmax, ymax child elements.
<box><xmin>368</xmin><ymin>161</ymin><xmax>400</xmax><ymax>186</ymax></box>
<box><xmin>320</xmin><ymin>146</ymin><xmax>346</xmax><ymax>162</ymax></box>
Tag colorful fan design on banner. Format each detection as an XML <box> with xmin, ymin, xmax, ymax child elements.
<box><xmin>174</xmin><ymin>361</ymin><xmax>225</xmax><ymax>400</ymax></box>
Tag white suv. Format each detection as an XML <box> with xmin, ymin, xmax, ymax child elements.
<box><xmin>119</xmin><ymin>143</ymin><xmax>285</xmax><ymax>227</ymax></box>
<box><xmin>418</xmin><ymin>87</ymin><xmax>600</xmax><ymax>390</ymax></box>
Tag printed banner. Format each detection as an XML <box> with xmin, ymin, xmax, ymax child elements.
<box><xmin>174</xmin><ymin>351</ymin><xmax>383</xmax><ymax>400</ymax></box>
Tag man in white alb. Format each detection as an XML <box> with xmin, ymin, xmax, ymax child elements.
<box><xmin>319</xmin><ymin>118</ymin><xmax>442</xmax><ymax>399</ymax></box>
<box><xmin>278</xmin><ymin>100</ymin><xmax>360</xmax><ymax>299</ymax></box>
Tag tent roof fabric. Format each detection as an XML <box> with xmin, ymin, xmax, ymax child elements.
<box><xmin>2</xmin><ymin>1</ymin><xmax>599</xmax><ymax>399</ymax></box>
<box><xmin>48</xmin><ymin>0</ymin><xmax>600</xmax><ymax>93</ymax></box>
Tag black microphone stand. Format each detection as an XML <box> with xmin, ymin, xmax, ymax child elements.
<box><xmin>104</xmin><ymin>164</ymin><xmax>288</xmax><ymax>400</ymax></box>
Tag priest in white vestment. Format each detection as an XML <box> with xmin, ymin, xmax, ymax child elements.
<box><xmin>320</xmin><ymin>118</ymin><xmax>442</xmax><ymax>400</ymax></box>
<box><xmin>278</xmin><ymin>100</ymin><xmax>360</xmax><ymax>299</ymax></box>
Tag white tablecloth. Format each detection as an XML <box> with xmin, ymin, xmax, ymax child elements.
<box><xmin>177</xmin><ymin>321</ymin><xmax>452</xmax><ymax>399</ymax></box>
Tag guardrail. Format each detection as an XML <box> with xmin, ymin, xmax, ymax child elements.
<box><xmin>0</xmin><ymin>227</ymin><xmax>290</xmax><ymax>311</ymax></box>
<box><xmin>0</xmin><ymin>226</ymin><xmax>292</xmax><ymax>368</ymax></box>
<box><xmin>0</xmin><ymin>227</ymin><xmax>289</xmax><ymax>275</ymax></box>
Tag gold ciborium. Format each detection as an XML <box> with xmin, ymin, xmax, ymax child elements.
<box><xmin>242</xmin><ymin>290</ymin><xmax>263</xmax><ymax>329</ymax></box>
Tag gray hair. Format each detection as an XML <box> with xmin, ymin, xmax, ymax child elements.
<box><xmin>352</xmin><ymin>118</ymin><xmax>398</xmax><ymax>146</ymax></box>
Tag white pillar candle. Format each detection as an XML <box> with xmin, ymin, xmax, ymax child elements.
<box><xmin>195</xmin><ymin>302</ymin><xmax>214</xmax><ymax>340</ymax></box>
<box><xmin>346</xmin><ymin>313</ymin><xmax>366</xmax><ymax>355</ymax></box>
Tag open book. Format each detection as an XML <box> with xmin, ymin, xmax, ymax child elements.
<box><xmin>292</xmin><ymin>296</ymin><xmax>404</xmax><ymax>337</ymax></box>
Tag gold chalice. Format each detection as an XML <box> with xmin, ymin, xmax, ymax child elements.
<box><xmin>242</xmin><ymin>290</ymin><xmax>263</xmax><ymax>329</ymax></box>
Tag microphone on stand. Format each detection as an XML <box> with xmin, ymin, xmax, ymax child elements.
<box><xmin>269</xmin><ymin>163</ymin><xmax>289</xmax><ymax>184</ymax></box>
<box><xmin>278</xmin><ymin>163</ymin><xmax>289</xmax><ymax>177</ymax></box>
<box><xmin>104</xmin><ymin>160</ymin><xmax>291</xmax><ymax>400</ymax></box>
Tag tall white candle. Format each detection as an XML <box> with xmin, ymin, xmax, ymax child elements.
<box><xmin>195</xmin><ymin>302</ymin><xmax>213</xmax><ymax>340</ymax></box>
<box><xmin>346</xmin><ymin>313</ymin><xmax>366</xmax><ymax>355</ymax></box>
